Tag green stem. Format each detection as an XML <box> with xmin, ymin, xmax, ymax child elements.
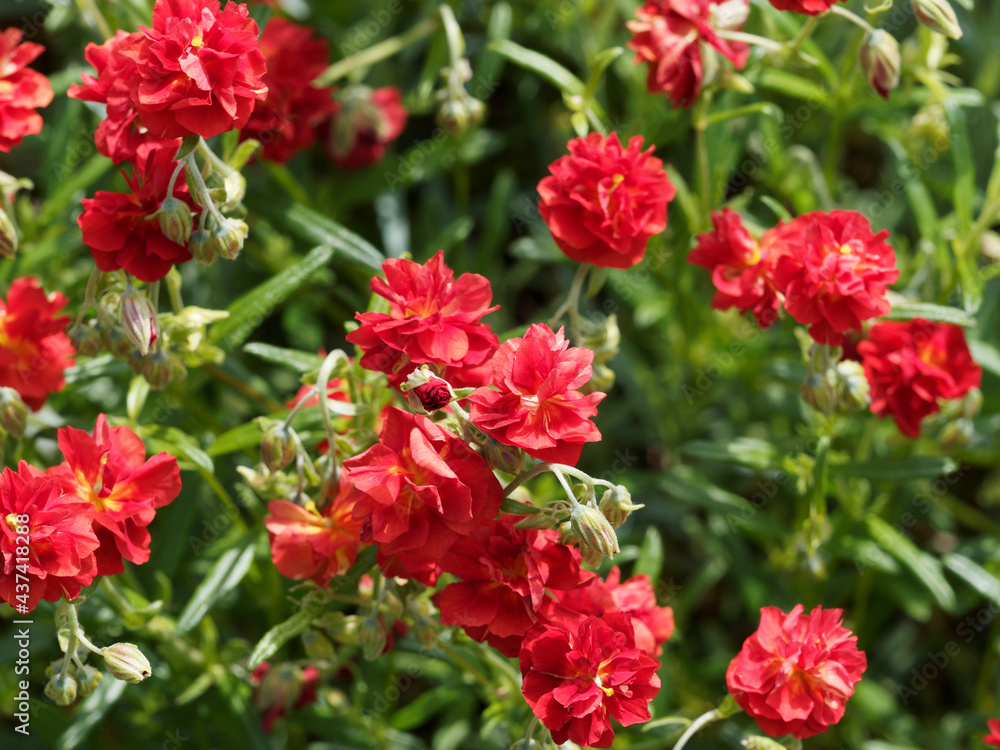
<box><xmin>714</xmin><ymin>29</ymin><xmax>786</xmax><ymax>54</ymax></box>
<box><xmin>693</xmin><ymin>93</ymin><xmax>713</xmax><ymax>232</ymax></box>
<box><xmin>671</xmin><ymin>708</ymin><xmax>723</xmax><ymax>750</ymax></box>
<box><xmin>73</xmin><ymin>267</ymin><xmax>102</xmax><ymax>329</ymax></box>
<box><xmin>548</xmin><ymin>263</ymin><xmax>590</xmax><ymax>341</ymax></box>
<box><xmin>315</xmin><ymin>350</ymin><xmax>351</xmax><ymax>478</ymax></box>
<box><xmin>316</xmin><ymin>18</ymin><xmax>439</xmax><ymax>86</ymax></box>
<box><xmin>502</xmin><ymin>462</ymin><xmax>552</xmax><ymax>498</ymax></box>
<box><xmin>830</xmin><ymin>4</ymin><xmax>876</xmax><ymax>33</ymax></box>
<box><xmin>183</xmin><ymin>153</ymin><xmax>225</xmax><ymax>227</ymax></box>
<box><xmin>788</xmin><ymin>14</ymin><xmax>821</xmax><ymax>52</ymax></box>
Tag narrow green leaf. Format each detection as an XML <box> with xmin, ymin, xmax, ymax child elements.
<box><xmin>389</xmin><ymin>686</ymin><xmax>462</xmax><ymax>731</ymax></box>
<box><xmin>208</xmin><ymin>245</ymin><xmax>334</xmax><ymax>348</ymax></box>
<box><xmin>970</xmin><ymin>340</ymin><xmax>1000</xmax><ymax>378</ymax></box>
<box><xmin>282</xmin><ymin>204</ymin><xmax>384</xmax><ymax>270</ymax></box>
<box><xmin>175</xmin><ymin>536</ymin><xmax>257</xmax><ymax>635</ymax></box>
<box><xmin>887</xmin><ymin>140</ymin><xmax>941</xmax><ymax>248</ymax></box>
<box><xmin>248</xmin><ymin>606</ymin><xmax>318</xmax><ymax>670</ymax></box>
<box><xmin>865</xmin><ymin>516</ymin><xmax>956</xmax><ymax>612</ymax></box>
<box><xmin>488</xmin><ymin>40</ymin><xmax>584</xmax><ymax>96</ymax></box>
<box><xmin>39</xmin><ymin>154</ymin><xmax>114</xmax><ymax>225</ymax></box>
<box><xmin>633</xmin><ymin>527</ymin><xmax>664</xmax><ymax>582</ymax></box>
<box><xmin>243</xmin><ymin>343</ymin><xmax>323</xmax><ymax>373</ymax></box>
<box><xmin>584</xmin><ymin>46</ymin><xmax>623</xmax><ymax>101</ymax></box>
<box><xmin>831</xmin><ymin>457</ymin><xmax>956</xmax><ymax>481</ymax></box>
<box><xmin>660</xmin><ymin>466</ymin><xmax>783</xmax><ymax>536</ymax></box>
<box><xmin>174</xmin><ymin>134</ymin><xmax>200</xmax><ymax>161</ymax></box>
<box><xmin>755</xmin><ymin>69</ymin><xmax>830</xmax><ymax>106</ymax></box>
<box><xmin>500</xmin><ymin>497</ymin><xmax>541</xmax><ymax>515</ymax></box>
<box><xmin>944</xmin><ymin>100</ymin><xmax>975</xmax><ymax>237</ymax></box>
<box><xmin>883</xmin><ymin>303</ymin><xmax>976</xmax><ymax>327</ymax></box>
<box><xmin>680</xmin><ymin>438</ymin><xmax>778</xmax><ymax>471</ymax></box>
<box><xmin>943</xmin><ymin>553</ymin><xmax>1000</xmax><ymax>604</ymax></box>
<box><xmin>760</xmin><ymin>195</ymin><xmax>794</xmax><ymax>223</ymax></box>
<box><xmin>63</xmin><ymin>355</ymin><xmax>130</xmax><ymax>385</ymax></box>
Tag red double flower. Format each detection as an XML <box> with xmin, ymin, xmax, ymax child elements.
<box><xmin>768</xmin><ymin>0</ymin><xmax>842</xmax><ymax>15</ymax></box>
<box><xmin>324</xmin><ymin>86</ymin><xmax>408</xmax><ymax>170</ymax></box>
<box><xmin>122</xmin><ymin>0</ymin><xmax>267</xmax><ymax>139</ymax></box>
<box><xmin>0</xmin><ymin>28</ymin><xmax>53</xmax><ymax>151</ymax></box>
<box><xmin>538</xmin><ymin>132</ymin><xmax>675</xmax><ymax>269</ymax></box>
<box><xmin>347</xmin><ymin>251</ymin><xmax>499</xmax><ymax>389</ymax></box>
<box><xmin>48</xmin><ymin>414</ymin><xmax>182</xmax><ymax>576</ymax></box>
<box><xmin>858</xmin><ymin>319</ymin><xmax>981</xmax><ymax>437</ymax></box>
<box><xmin>726</xmin><ymin>604</ymin><xmax>867</xmax><ymax>739</ymax></box>
<box><xmin>469</xmin><ymin>324</ymin><xmax>604</xmax><ymax>466</ymax></box>
<box><xmin>0</xmin><ymin>277</ymin><xmax>74</xmax><ymax>411</ymax></box>
<box><xmin>520</xmin><ymin>612</ymin><xmax>661</xmax><ymax>748</ymax></box>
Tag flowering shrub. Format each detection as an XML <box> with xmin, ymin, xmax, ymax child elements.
<box><xmin>0</xmin><ymin>1</ymin><xmax>999</xmax><ymax>749</ymax></box>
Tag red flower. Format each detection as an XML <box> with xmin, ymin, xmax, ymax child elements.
<box><xmin>858</xmin><ymin>319</ymin><xmax>982</xmax><ymax>438</ymax></box>
<box><xmin>771</xmin><ymin>210</ymin><xmax>899</xmax><ymax>345</ymax></box>
<box><xmin>122</xmin><ymin>0</ymin><xmax>268</xmax><ymax>140</ymax></box>
<box><xmin>726</xmin><ymin>604</ymin><xmax>867</xmax><ymax>739</ymax></box>
<box><xmin>0</xmin><ymin>277</ymin><xmax>74</xmax><ymax>410</ymax></box>
<box><xmin>68</xmin><ymin>31</ymin><xmax>178</xmax><ymax>164</ymax></box>
<box><xmin>240</xmin><ymin>18</ymin><xmax>336</xmax><ymax>163</ymax></box>
<box><xmin>346</xmin><ymin>250</ymin><xmax>499</xmax><ymax>389</ymax></box>
<box><xmin>434</xmin><ymin>515</ymin><xmax>592</xmax><ymax>657</ymax></box>
<box><xmin>0</xmin><ymin>28</ymin><xmax>53</xmax><ymax>152</ymax></box>
<box><xmin>538</xmin><ymin>132</ymin><xmax>675</xmax><ymax>269</ymax></box>
<box><xmin>984</xmin><ymin>719</ymin><xmax>1000</xmax><ymax>747</ymax></box>
<box><xmin>520</xmin><ymin>612</ymin><xmax>661</xmax><ymax>748</ymax></box>
<box><xmin>47</xmin><ymin>414</ymin><xmax>182</xmax><ymax>576</ymax></box>
<box><xmin>768</xmin><ymin>0</ymin><xmax>841</xmax><ymax>15</ymax></box>
<box><xmin>469</xmin><ymin>324</ymin><xmax>604</xmax><ymax>466</ymax></box>
<box><xmin>689</xmin><ymin>208</ymin><xmax>781</xmax><ymax>328</ymax></box>
<box><xmin>0</xmin><ymin>462</ymin><xmax>99</xmax><ymax>613</ymax></box>
<box><xmin>264</xmin><ymin>473</ymin><xmax>364</xmax><ymax>587</ymax></box>
<box><xmin>78</xmin><ymin>146</ymin><xmax>199</xmax><ymax>282</ymax></box>
<box><xmin>409</xmin><ymin>376</ymin><xmax>454</xmax><ymax>412</ymax></box>
<box><xmin>341</xmin><ymin>407</ymin><xmax>502</xmax><ymax>567</ymax></box>
<box><xmin>553</xmin><ymin>567</ymin><xmax>675</xmax><ymax>657</ymax></box>
<box><xmin>627</xmin><ymin>0</ymin><xmax>750</xmax><ymax>107</ymax></box>
<box><xmin>323</xmin><ymin>85</ymin><xmax>407</xmax><ymax>170</ymax></box>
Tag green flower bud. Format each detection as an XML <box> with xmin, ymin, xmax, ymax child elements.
<box><xmin>102</xmin><ymin>325</ymin><xmax>134</xmax><ymax>360</ymax></box>
<box><xmin>103</xmin><ymin>642</ymin><xmax>152</xmax><ymax>683</ymax></box>
<box><xmin>45</xmin><ymin>659</ymin><xmax>66</xmax><ymax>679</ymax></box>
<box><xmin>119</xmin><ymin>288</ymin><xmax>160</xmax><ymax>356</ymax></box>
<box><xmin>582</xmin><ymin>364</ymin><xmax>616</xmax><ymax>395</ymax></box>
<box><xmin>0</xmin><ymin>388</ymin><xmax>28</xmax><ymax>439</ymax></box>
<box><xmin>860</xmin><ymin>30</ymin><xmax>901</xmax><ymax>99</ymax></box>
<box><xmin>69</xmin><ymin>322</ymin><xmax>103</xmax><ymax>358</ymax></box>
<box><xmin>0</xmin><ymin>204</ymin><xmax>17</xmax><ymax>258</ymax></box>
<box><xmin>484</xmin><ymin>437</ymin><xmax>525</xmax><ymax>475</ymax></box>
<box><xmin>190</xmin><ymin>228</ymin><xmax>217</xmax><ymax>266</ymax></box>
<box><xmin>301</xmin><ymin>629</ymin><xmax>337</xmax><ymax>662</ymax></box>
<box><xmin>359</xmin><ymin>616</ymin><xmax>388</xmax><ymax>661</ymax></box>
<box><xmin>211</xmin><ymin>218</ymin><xmax>249</xmax><ymax>261</ymax></box>
<box><xmin>741</xmin><ymin>736</ymin><xmax>787</xmax><ymax>750</ymax></box>
<box><xmin>75</xmin><ymin>664</ymin><xmax>103</xmax><ymax>697</ymax></box>
<box><xmin>911</xmin><ymin>0</ymin><xmax>963</xmax><ymax>39</ymax></box>
<box><xmin>140</xmin><ymin>351</ymin><xmax>174</xmax><ymax>390</ymax></box>
<box><xmin>156</xmin><ymin>196</ymin><xmax>193</xmax><ymax>245</ymax></box>
<box><xmin>599</xmin><ymin>485</ymin><xmax>644</xmax><ymax>529</ymax></box>
<box><xmin>801</xmin><ymin>372</ymin><xmax>838</xmax><ymax>415</ymax></box>
<box><xmin>260</xmin><ymin>420</ymin><xmax>297</xmax><ymax>472</ymax></box>
<box><xmin>45</xmin><ymin>673</ymin><xmax>78</xmax><ymax>706</ymax></box>
<box><xmin>834</xmin><ymin>360</ymin><xmax>870</xmax><ymax>414</ymax></box>
<box><xmin>570</xmin><ymin>502</ymin><xmax>620</xmax><ymax>560</ymax></box>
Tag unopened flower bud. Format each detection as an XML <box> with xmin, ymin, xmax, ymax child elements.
<box><xmin>581</xmin><ymin>544</ymin><xmax>605</xmax><ymax>569</ymax></box>
<box><xmin>403</xmin><ymin>368</ymin><xmax>456</xmax><ymax>413</ymax></box>
<box><xmin>941</xmin><ymin>417</ymin><xmax>973</xmax><ymax>452</ymax></box>
<box><xmin>599</xmin><ymin>485</ymin><xmax>644</xmax><ymax>529</ymax></box>
<box><xmin>911</xmin><ymin>0</ymin><xmax>963</xmax><ymax>39</ymax></box>
<box><xmin>75</xmin><ymin>664</ymin><xmax>103</xmax><ymax>697</ymax></box>
<box><xmin>581</xmin><ymin>314</ymin><xmax>621</xmax><ymax>365</ymax></box>
<box><xmin>0</xmin><ymin>388</ymin><xmax>28</xmax><ymax>439</ymax></box>
<box><xmin>45</xmin><ymin>673</ymin><xmax>78</xmax><ymax>706</ymax></box>
<box><xmin>741</xmin><ymin>736</ymin><xmax>787</xmax><ymax>750</ymax></box>
<box><xmin>484</xmin><ymin>437</ymin><xmax>525</xmax><ymax>475</ymax></box>
<box><xmin>0</xmin><ymin>204</ymin><xmax>17</xmax><ymax>258</ymax></box>
<box><xmin>359</xmin><ymin>616</ymin><xmax>388</xmax><ymax>661</ymax></box>
<box><xmin>45</xmin><ymin>659</ymin><xmax>65</xmax><ymax>679</ymax></box>
<box><xmin>260</xmin><ymin>421</ymin><xmax>297</xmax><ymax>472</ymax></box>
<box><xmin>69</xmin><ymin>322</ymin><xmax>103</xmax><ymax>357</ymax></box>
<box><xmin>301</xmin><ymin>629</ymin><xmax>337</xmax><ymax>662</ymax></box>
<box><xmin>157</xmin><ymin>196</ymin><xmax>193</xmax><ymax>245</ymax></box>
<box><xmin>557</xmin><ymin>520</ymin><xmax>579</xmax><ymax>546</ymax></box>
<box><xmin>211</xmin><ymin>218</ymin><xmax>248</xmax><ymax>261</ymax></box>
<box><xmin>801</xmin><ymin>372</ymin><xmax>838</xmax><ymax>415</ymax></box>
<box><xmin>710</xmin><ymin>0</ymin><xmax>750</xmax><ymax>30</ymax></box>
<box><xmin>140</xmin><ymin>351</ymin><xmax>173</xmax><ymax>390</ymax></box>
<box><xmin>102</xmin><ymin>326</ymin><xmax>134</xmax><ymax>359</ymax></box>
<box><xmin>570</xmin><ymin>502</ymin><xmax>620</xmax><ymax>560</ymax></box>
<box><xmin>190</xmin><ymin>228</ymin><xmax>217</xmax><ymax>266</ymax></box>
<box><xmin>120</xmin><ymin>289</ymin><xmax>160</xmax><ymax>356</ymax></box>
<box><xmin>103</xmin><ymin>642</ymin><xmax>152</xmax><ymax>683</ymax></box>
<box><xmin>834</xmin><ymin>360</ymin><xmax>870</xmax><ymax>414</ymax></box>
<box><xmin>582</xmin><ymin>363</ymin><xmax>616</xmax><ymax>395</ymax></box>
<box><xmin>960</xmin><ymin>387</ymin><xmax>983</xmax><ymax>419</ymax></box>
<box><xmin>860</xmin><ymin>30</ymin><xmax>901</xmax><ymax>99</ymax></box>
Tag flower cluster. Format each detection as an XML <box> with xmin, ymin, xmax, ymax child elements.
<box><xmin>0</xmin><ymin>28</ymin><xmax>53</xmax><ymax>152</ymax></box>
<box><xmin>0</xmin><ymin>414</ymin><xmax>181</xmax><ymax>613</ymax></box>
<box><xmin>691</xmin><ymin>209</ymin><xmax>900</xmax><ymax>345</ymax></box>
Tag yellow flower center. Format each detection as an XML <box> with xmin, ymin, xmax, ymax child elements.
<box><xmin>190</xmin><ymin>34</ymin><xmax>204</xmax><ymax>48</ymax></box>
<box><xmin>5</xmin><ymin>512</ymin><xmax>22</xmax><ymax>532</ymax></box>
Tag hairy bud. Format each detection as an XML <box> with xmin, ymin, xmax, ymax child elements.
<box><xmin>0</xmin><ymin>388</ymin><xmax>28</xmax><ymax>439</ymax></box>
<box><xmin>120</xmin><ymin>288</ymin><xmax>160</xmax><ymax>356</ymax></box>
<box><xmin>860</xmin><ymin>30</ymin><xmax>901</xmax><ymax>99</ymax></box>
<box><xmin>157</xmin><ymin>196</ymin><xmax>193</xmax><ymax>245</ymax></box>
<box><xmin>103</xmin><ymin>643</ymin><xmax>152</xmax><ymax>683</ymax></box>
<box><xmin>599</xmin><ymin>485</ymin><xmax>644</xmax><ymax>529</ymax></box>
<box><xmin>911</xmin><ymin>0</ymin><xmax>963</xmax><ymax>39</ymax></box>
<box><xmin>570</xmin><ymin>502</ymin><xmax>620</xmax><ymax>560</ymax></box>
<box><xmin>45</xmin><ymin>673</ymin><xmax>78</xmax><ymax>706</ymax></box>
<box><xmin>211</xmin><ymin>218</ymin><xmax>249</xmax><ymax>261</ymax></box>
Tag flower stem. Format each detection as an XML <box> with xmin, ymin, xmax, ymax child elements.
<box><xmin>670</xmin><ymin>708</ymin><xmax>722</xmax><ymax>750</ymax></box>
<box><xmin>548</xmin><ymin>263</ymin><xmax>590</xmax><ymax>342</ymax></box>
<box><xmin>714</xmin><ymin>29</ymin><xmax>786</xmax><ymax>54</ymax></box>
<box><xmin>182</xmin><ymin>153</ymin><xmax>226</xmax><ymax>228</ymax></box>
<box><xmin>788</xmin><ymin>15</ymin><xmax>821</xmax><ymax>53</ymax></box>
<box><xmin>317</xmin><ymin>18</ymin><xmax>439</xmax><ymax>86</ymax></box>
<box><xmin>830</xmin><ymin>5</ymin><xmax>875</xmax><ymax>33</ymax></box>
<box><xmin>693</xmin><ymin>93</ymin><xmax>713</xmax><ymax>232</ymax></box>
<box><xmin>502</xmin><ymin>462</ymin><xmax>552</xmax><ymax>498</ymax></box>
